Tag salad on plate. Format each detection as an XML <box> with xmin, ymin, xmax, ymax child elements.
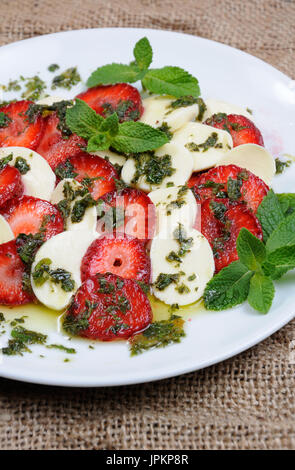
<box><xmin>0</xmin><ymin>37</ymin><xmax>294</xmax><ymax>359</ymax></box>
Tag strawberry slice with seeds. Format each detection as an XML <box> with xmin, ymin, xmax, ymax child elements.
<box><xmin>63</xmin><ymin>273</ymin><xmax>152</xmax><ymax>341</ymax></box>
<box><xmin>205</xmin><ymin>113</ymin><xmax>264</xmax><ymax>147</ymax></box>
<box><xmin>76</xmin><ymin>83</ymin><xmax>143</xmax><ymax>122</ymax></box>
<box><xmin>0</xmin><ymin>100</ymin><xmax>44</xmax><ymax>150</ymax></box>
<box><xmin>200</xmin><ymin>199</ymin><xmax>263</xmax><ymax>272</ymax></box>
<box><xmin>81</xmin><ymin>233</ymin><xmax>151</xmax><ymax>284</ymax></box>
<box><xmin>36</xmin><ymin>112</ymin><xmax>86</xmax><ymax>169</ymax></box>
<box><xmin>0</xmin><ymin>240</ymin><xmax>34</xmax><ymax>305</ymax></box>
<box><xmin>0</xmin><ymin>165</ymin><xmax>24</xmax><ymax>208</ymax></box>
<box><xmin>62</xmin><ymin>153</ymin><xmax>118</xmax><ymax>200</ymax></box>
<box><xmin>192</xmin><ymin>164</ymin><xmax>269</xmax><ymax>213</ymax></box>
<box><xmin>0</xmin><ymin>196</ymin><xmax>64</xmax><ymax>239</ymax></box>
<box><xmin>99</xmin><ymin>188</ymin><xmax>156</xmax><ymax>241</ymax></box>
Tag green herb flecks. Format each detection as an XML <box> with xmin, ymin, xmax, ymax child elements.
<box><xmin>32</xmin><ymin>258</ymin><xmax>75</xmax><ymax>292</ymax></box>
<box><xmin>48</xmin><ymin>64</ymin><xmax>60</xmax><ymax>73</ymax></box>
<box><xmin>2</xmin><ymin>326</ymin><xmax>47</xmax><ymax>356</ymax></box>
<box><xmin>185</xmin><ymin>132</ymin><xmax>222</xmax><ymax>153</ymax></box>
<box><xmin>52</xmin><ymin>67</ymin><xmax>81</xmax><ymax>90</ymax></box>
<box><xmin>0</xmin><ymin>112</ymin><xmax>12</xmax><ymax>128</ymax></box>
<box><xmin>275</xmin><ymin>158</ymin><xmax>292</xmax><ymax>175</ymax></box>
<box><xmin>132</xmin><ymin>151</ymin><xmax>175</xmax><ymax>186</ymax></box>
<box><xmin>46</xmin><ymin>344</ymin><xmax>76</xmax><ymax>354</ymax></box>
<box><xmin>0</xmin><ymin>153</ymin><xmax>13</xmax><ymax>170</ymax></box>
<box><xmin>21</xmin><ymin>75</ymin><xmax>47</xmax><ymax>101</ymax></box>
<box><xmin>63</xmin><ymin>300</ymin><xmax>98</xmax><ymax>336</ymax></box>
<box><xmin>14</xmin><ymin>157</ymin><xmax>30</xmax><ymax>175</ymax></box>
<box><xmin>130</xmin><ymin>315</ymin><xmax>185</xmax><ymax>355</ymax></box>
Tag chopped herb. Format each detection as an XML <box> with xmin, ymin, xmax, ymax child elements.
<box><xmin>187</xmin><ymin>274</ymin><xmax>196</xmax><ymax>281</ymax></box>
<box><xmin>6</xmin><ymin>79</ymin><xmax>21</xmax><ymax>92</ymax></box>
<box><xmin>185</xmin><ymin>132</ymin><xmax>222</xmax><ymax>152</ymax></box>
<box><xmin>48</xmin><ymin>64</ymin><xmax>60</xmax><ymax>72</ymax></box>
<box><xmin>10</xmin><ymin>316</ymin><xmax>27</xmax><ymax>327</ymax></box>
<box><xmin>52</xmin><ymin>67</ymin><xmax>81</xmax><ymax>90</ymax></box>
<box><xmin>173</xmin><ymin>224</ymin><xmax>193</xmax><ymax>257</ymax></box>
<box><xmin>196</xmin><ymin>97</ymin><xmax>207</xmax><ymax>121</ymax></box>
<box><xmin>102</xmin><ymin>100</ymin><xmax>140</xmax><ymax>122</ymax></box>
<box><xmin>168</xmin><ymin>95</ymin><xmax>198</xmax><ymax>110</ymax></box>
<box><xmin>0</xmin><ymin>112</ymin><xmax>12</xmax><ymax>128</ymax></box>
<box><xmin>227</xmin><ymin>176</ymin><xmax>242</xmax><ymax>201</ymax></box>
<box><xmin>21</xmin><ymin>75</ymin><xmax>47</xmax><ymax>101</ymax></box>
<box><xmin>63</xmin><ymin>300</ymin><xmax>98</xmax><ymax>336</ymax></box>
<box><xmin>154</xmin><ymin>273</ymin><xmax>180</xmax><ymax>291</ymax></box>
<box><xmin>158</xmin><ymin>122</ymin><xmax>173</xmax><ymax>139</ymax></box>
<box><xmin>71</xmin><ymin>194</ymin><xmax>97</xmax><ymax>223</ymax></box>
<box><xmin>210</xmin><ymin>200</ymin><xmax>228</xmax><ymax>223</ymax></box>
<box><xmin>14</xmin><ymin>157</ymin><xmax>30</xmax><ymax>175</ymax></box>
<box><xmin>16</xmin><ymin>232</ymin><xmax>44</xmax><ymax>265</ymax></box>
<box><xmin>275</xmin><ymin>158</ymin><xmax>292</xmax><ymax>175</ymax></box>
<box><xmin>26</xmin><ymin>100</ymin><xmax>73</xmax><ymax>137</ymax></box>
<box><xmin>132</xmin><ymin>151</ymin><xmax>175</xmax><ymax>186</ymax></box>
<box><xmin>130</xmin><ymin>315</ymin><xmax>185</xmax><ymax>355</ymax></box>
<box><xmin>0</xmin><ymin>153</ymin><xmax>13</xmax><ymax>170</ymax></box>
<box><xmin>97</xmin><ymin>277</ymin><xmax>115</xmax><ymax>294</ymax></box>
<box><xmin>0</xmin><ymin>313</ymin><xmax>5</xmax><ymax>322</ymax></box>
<box><xmin>46</xmin><ymin>344</ymin><xmax>76</xmax><ymax>354</ymax></box>
<box><xmin>32</xmin><ymin>258</ymin><xmax>75</xmax><ymax>292</ymax></box>
<box><xmin>55</xmin><ymin>159</ymin><xmax>77</xmax><ymax>179</ymax></box>
<box><xmin>136</xmin><ymin>281</ymin><xmax>150</xmax><ymax>295</ymax></box>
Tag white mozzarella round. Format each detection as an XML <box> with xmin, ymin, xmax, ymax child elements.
<box><xmin>121</xmin><ymin>143</ymin><xmax>194</xmax><ymax>192</ymax></box>
<box><xmin>150</xmin><ymin>227</ymin><xmax>215</xmax><ymax>306</ymax></box>
<box><xmin>36</xmin><ymin>95</ymin><xmax>66</xmax><ymax>106</ymax></box>
<box><xmin>50</xmin><ymin>178</ymin><xmax>97</xmax><ymax>232</ymax></box>
<box><xmin>217</xmin><ymin>143</ymin><xmax>275</xmax><ymax>185</ymax></box>
<box><xmin>202</xmin><ymin>98</ymin><xmax>254</xmax><ymax>122</ymax></box>
<box><xmin>0</xmin><ymin>147</ymin><xmax>56</xmax><ymax>201</ymax></box>
<box><xmin>0</xmin><ymin>215</ymin><xmax>14</xmax><ymax>244</ymax></box>
<box><xmin>140</xmin><ymin>95</ymin><xmax>198</xmax><ymax>132</ymax></box>
<box><xmin>171</xmin><ymin>122</ymin><xmax>233</xmax><ymax>171</ymax></box>
<box><xmin>90</xmin><ymin>149</ymin><xmax>126</xmax><ymax>167</ymax></box>
<box><xmin>148</xmin><ymin>186</ymin><xmax>198</xmax><ymax>234</ymax></box>
<box><xmin>31</xmin><ymin>231</ymin><xmax>97</xmax><ymax>311</ymax></box>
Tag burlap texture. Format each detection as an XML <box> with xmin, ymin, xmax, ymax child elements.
<box><xmin>0</xmin><ymin>0</ymin><xmax>295</xmax><ymax>450</ymax></box>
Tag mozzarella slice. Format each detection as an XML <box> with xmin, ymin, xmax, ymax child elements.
<box><xmin>171</xmin><ymin>122</ymin><xmax>233</xmax><ymax>171</ymax></box>
<box><xmin>149</xmin><ymin>186</ymin><xmax>198</xmax><ymax>234</ymax></box>
<box><xmin>50</xmin><ymin>178</ymin><xmax>97</xmax><ymax>232</ymax></box>
<box><xmin>140</xmin><ymin>95</ymin><xmax>198</xmax><ymax>132</ymax></box>
<box><xmin>36</xmin><ymin>95</ymin><xmax>66</xmax><ymax>106</ymax></box>
<box><xmin>150</xmin><ymin>227</ymin><xmax>214</xmax><ymax>306</ymax></box>
<box><xmin>90</xmin><ymin>149</ymin><xmax>126</xmax><ymax>167</ymax></box>
<box><xmin>0</xmin><ymin>215</ymin><xmax>14</xmax><ymax>244</ymax></box>
<box><xmin>121</xmin><ymin>143</ymin><xmax>194</xmax><ymax>192</ymax></box>
<box><xmin>31</xmin><ymin>231</ymin><xmax>97</xmax><ymax>311</ymax></box>
<box><xmin>0</xmin><ymin>147</ymin><xmax>56</xmax><ymax>201</ymax></box>
<box><xmin>217</xmin><ymin>144</ymin><xmax>275</xmax><ymax>185</ymax></box>
<box><xmin>202</xmin><ymin>98</ymin><xmax>254</xmax><ymax>122</ymax></box>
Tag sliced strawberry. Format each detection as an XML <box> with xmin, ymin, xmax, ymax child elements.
<box><xmin>98</xmin><ymin>188</ymin><xmax>156</xmax><ymax>241</ymax></box>
<box><xmin>81</xmin><ymin>233</ymin><xmax>151</xmax><ymax>284</ymax></box>
<box><xmin>200</xmin><ymin>199</ymin><xmax>263</xmax><ymax>272</ymax></box>
<box><xmin>63</xmin><ymin>153</ymin><xmax>118</xmax><ymax>200</ymax></box>
<box><xmin>192</xmin><ymin>164</ymin><xmax>269</xmax><ymax>213</ymax></box>
<box><xmin>0</xmin><ymin>240</ymin><xmax>33</xmax><ymax>305</ymax></box>
<box><xmin>0</xmin><ymin>100</ymin><xmax>44</xmax><ymax>150</ymax></box>
<box><xmin>205</xmin><ymin>113</ymin><xmax>264</xmax><ymax>147</ymax></box>
<box><xmin>0</xmin><ymin>196</ymin><xmax>64</xmax><ymax>239</ymax></box>
<box><xmin>36</xmin><ymin>112</ymin><xmax>86</xmax><ymax>169</ymax></box>
<box><xmin>0</xmin><ymin>165</ymin><xmax>24</xmax><ymax>208</ymax></box>
<box><xmin>77</xmin><ymin>83</ymin><xmax>143</xmax><ymax>122</ymax></box>
<box><xmin>63</xmin><ymin>273</ymin><xmax>152</xmax><ymax>341</ymax></box>
<box><xmin>187</xmin><ymin>173</ymin><xmax>202</xmax><ymax>189</ymax></box>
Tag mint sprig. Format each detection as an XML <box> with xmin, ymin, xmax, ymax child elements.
<box><xmin>66</xmin><ymin>98</ymin><xmax>169</xmax><ymax>153</ymax></box>
<box><xmin>204</xmin><ymin>189</ymin><xmax>295</xmax><ymax>314</ymax></box>
<box><xmin>86</xmin><ymin>37</ymin><xmax>200</xmax><ymax>98</ymax></box>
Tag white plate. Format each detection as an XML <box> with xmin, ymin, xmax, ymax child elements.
<box><xmin>0</xmin><ymin>28</ymin><xmax>294</xmax><ymax>387</ymax></box>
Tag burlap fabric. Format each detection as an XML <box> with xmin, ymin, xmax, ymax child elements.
<box><xmin>0</xmin><ymin>0</ymin><xmax>294</xmax><ymax>450</ymax></box>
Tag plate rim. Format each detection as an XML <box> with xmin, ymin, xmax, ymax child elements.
<box><xmin>0</xmin><ymin>27</ymin><xmax>294</xmax><ymax>388</ymax></box>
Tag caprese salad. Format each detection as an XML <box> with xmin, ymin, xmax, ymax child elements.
<box><xmin>0</xmin><ymin>37</ymin><xmax>294</xmax><ymax>357</ymax></box>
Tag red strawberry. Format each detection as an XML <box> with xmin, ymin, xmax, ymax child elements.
<box><xmin>64</xmin><ymin>273</ymin><xmax>152</xmax><ymax>341</ymax></box>
<box><xmin>81</xmin><ymin>233</ymin><xmax>151</xmax><ymax>284</ymax></box>
<box><xmin>0</xmin><ymin>240</ymin><xmax>33</xmax><ymax>305</ymax></box>
<box><xmin>0</xmin><ymin>196</ymin><xmax>64</xmax><ymax>239</ymax></box>
<box><xmin>187</xmin><ymin>173</ymin><xmax>202</xmax><ymax>189</ymax></box>
<box><xmin>192</xmin><ymin>164</ymin><xmax>269</xmax><ymax>213</ymax></box>
<box><xmin>36</xmin><ymin>112</ymin><xmax>86</xmax><ymax>169</ymax></box>
<box><xmin>0</xmin><ymin>165</ymin><xmax>24</xmax><ymax>208</ymax></box>
<box><xmin>200</xmin><ymin>199</ymin><xmax>263</xmax><ymax>272</ymax></box>
<box><xmin>205</xmin><ymin>113</ymin><xmax>264</xmax><ymax>147</ymax></box>
<box><xmin>65</xmin><ymin>154</ymin><xmax>118</xmax><ymax>200</ymax></box>
<box><xmin>77</xmin><ymin>83</ymin><xmax>143</xmax><ymax>122</ymax></box>
<box><xmin>0</xmin><ymin>100</ymin><xmax>44</xmax><ymax>150</ymax></box>
<box><xmin>98</xmin><ymin>188</ymin><xmax>156</xmax><ymax>241</ymax></box>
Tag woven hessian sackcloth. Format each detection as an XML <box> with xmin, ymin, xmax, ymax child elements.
<box><xmin>0</xmin><ymin>0</ymin><xmax>295</xmax><ymax>450</ymax></box>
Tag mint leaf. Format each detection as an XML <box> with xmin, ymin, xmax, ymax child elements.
<box><xmin>66</xmin><ymin>99</ymin><xmax>103</xmax><ymax>139</ymax></box>
<box><xmin>266</xmin><ymin>211</ymin><xmax>295</xmax><ymax>253</ymax></box>
<box><xmin>99</xmin><ymin>112</ymin><xmax>119</xmax><ymax>136</ymax></box>
<box><xmin>87</xmin><ymin>134</ymin><xmax>111</xmax><ymax>152</ymax></box>
<box><xmin>236</xmin><ymin>228</ymin><xmax>266</xmax><ymax>271</ymax></box>
<box><xmin>142</xmin><ymin>66</ymin><xmax>200</xmax><ymax>98</ymax></box>
<box><xmin>266</xmin><ymin>245</ymin><xmax>295</xmax><ymax>271</ymax></box>
<box><xmin>204</xmin><ymin>261</ymin><xmax>253</xmax><ymax>311</ymax></box>
<box><xmin>256</xmin><ymin>190</ymin><xmax>284</xmax><ymax>240</ymax></box>
<box><xmin>86</xmin><ymin>63</ymin><xmax>143</xmax><ymax>88</ymax></box>
<box><xmin>277</xmin><ymin>193</ymin><xmax>295</xmax><ymax>216</ymax></box>
<box><xmin>112</xmin><ymin>121</ymin><xmax>169</xmax><ymax>154</ymax></box>
<box><xmin>133</xmin><ymin>37</ymin><xmax>153</xmax><ymax>71</ymax></box>
<box><xmin>247</xmin><ymin>273</ymin><xmax>274</xmax><ymax>314</ymax></box>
